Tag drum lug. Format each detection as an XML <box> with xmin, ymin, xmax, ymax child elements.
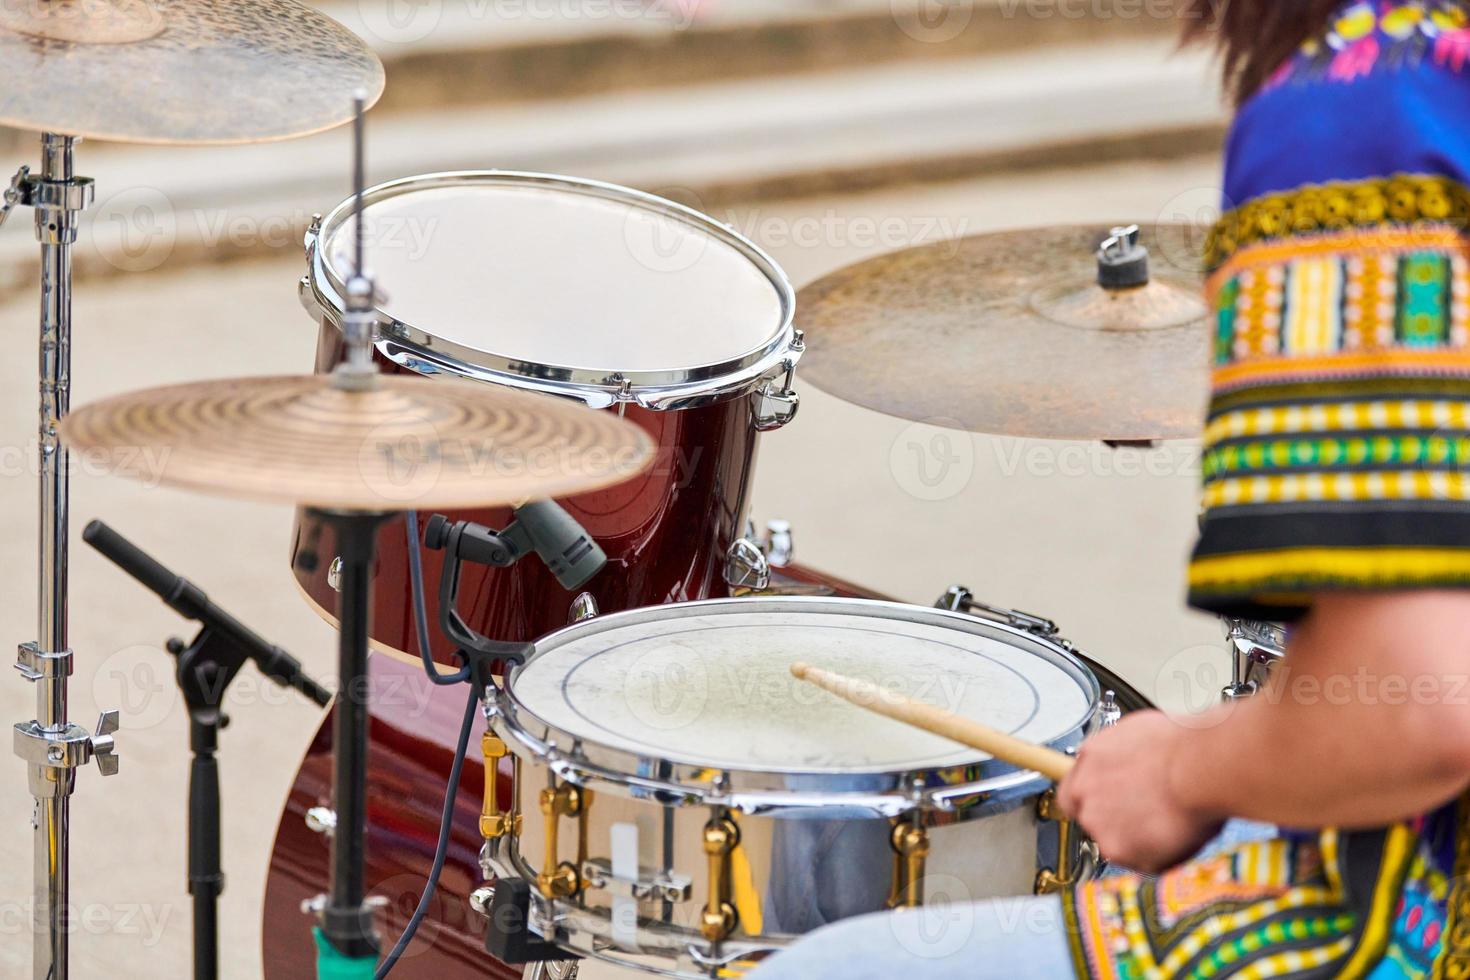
<box><xmin>1090</xmin><ymin>690</ymin><xmax>1122</xmax><ymax>731</ymax></box>
<box><xmin>1221</xmin><ymin>617</ymin><xmax>1285</xmax><ymax>702</ymax></box>
<box><xmin>304</xmin><ymin>212</ymin><xmax>322</xmax><ymax>255</ymax></box>
<box><xmin>700</xmin><ymin>813</ymin><xmax>740</xmax><ymax>942</ymax></box>
<box><xmin>723</xmin><ymin>538</ymin><xmax>770</xmax><ymax>593</ymax></box>
<box><xmin>482</xmin><ymin>733</ymin><xmax>523</xmax><ymax>840</ymax></box>
<box><xmin>886</xmin><ymin>816</ymin><xmax>930</xmax><ymax>908</ymax></box>
<box><xmin>935</xmin><ymin>584</ymin><xmax>1059</xmax><ymax>637</ymax></box>
<box><xmin>750</xmin><ymin>358</ymin><xmax>800</xmax><ymax>432</ymax></box>
<box><xmin>761</xmin><ymin>519</ymin><xmax>794</xmax><ymax>568</ymax></box>
<box><xmin>1035</xmin><ymin>789</ymin><xmax>1093</xmax><ymax>895</ymax></box>
<box><xmin>537</xmin><ymin>782</ymin><xmax>590</xmax><ymax>900</ymax></box>
<box><xmin>567</xmin><ymin>593</ymin><xmax>599</xmax><ymax>624</ymax></box>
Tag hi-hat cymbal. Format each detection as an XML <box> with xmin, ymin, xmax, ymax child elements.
<box><xmin>60</xmin><ymin>375</ymin><xmax>655</xmax><ymax>510</ymax></box>
<box><xmin>796</xmin><ymin>224</ymin><xmax>1212</xmax><ymax>441</ymax></box>
<box><xmin>0</xmin><ymin>0</ymin><xmax>384</xmax><ymax>144</ymax></box>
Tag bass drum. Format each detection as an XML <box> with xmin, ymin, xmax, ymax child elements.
<box><xmin>288</xmin><ymin>172</ymin><xmax>803</xmax><ymax>665</ymax></box>
<box><xmin>261</xmin><ymin>573</ymin><xmax>1152</xmax><ymax>979</ymax></box>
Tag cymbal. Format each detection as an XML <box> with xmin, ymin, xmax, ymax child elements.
<box><xmin>0</xmin><ymin>0</ymin><xmax>384</xmax><ymax>144</ymax></box>
<box><xmin>796</xmin><ymin>224</ymin><xmax>1211</xmax><ymax>441</ymax></box>
<box><xmin>60</xmin><ymin>375</ymin><xmax>655</xmax><ymax>510</ymax></box>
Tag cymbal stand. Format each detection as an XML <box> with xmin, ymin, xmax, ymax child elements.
<box><xmin>302</xmin><ymin>92</ymin><xmax>389</xmax><ymax>978</ymax></box>
<box><xmin>2</xmin><ymin>132</ymin><xmax>119</xmax><ymax>980</ymax></box>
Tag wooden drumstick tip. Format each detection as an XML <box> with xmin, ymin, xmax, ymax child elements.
<box><xmin>790</xmin><ymin>662</ymin><xmax>812</xmax><ymax>681</ymax></box>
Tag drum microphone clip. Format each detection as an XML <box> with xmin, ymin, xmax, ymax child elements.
<box><xmin>423</xmin><ymin>502</ymin><xmax>604</xmax><ymax>672</ymax></box>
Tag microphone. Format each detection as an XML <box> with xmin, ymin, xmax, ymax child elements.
<box><xmin>83</xmin><ymin>520</ymin><xmax>332</xmax><ymax>707</ymax></box>
<box><xmin>424</xmin><ymin>500</ymin><xmax>606</xmax><ymax>592</ymax></box>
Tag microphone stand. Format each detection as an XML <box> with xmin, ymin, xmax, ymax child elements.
<box><xmin>82</xmin><ymin>519</ymin><xmax>331</xmax><ymax>980</ymax></box>
<box><xmin>166</xmin><ymin>624</ymin><xmax>331</xmax><ymax>980</ymax></box>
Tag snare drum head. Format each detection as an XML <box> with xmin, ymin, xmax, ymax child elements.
<box><xmin>507</xmin><ymin>598</ymin><xmax>1097</xmax><ymax>776</ymax></box>
<box><xmin>319</xmin><ymin>173</ymin><xmax>790</xmax><ymax>385</ymax></box>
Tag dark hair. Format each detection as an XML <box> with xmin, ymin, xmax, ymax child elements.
<box><xmin>1182</xmin><ymin>0</ymin><xmax>1345</xmax><ymax>104</ymax></box>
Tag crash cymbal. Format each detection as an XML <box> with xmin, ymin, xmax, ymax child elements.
<box><xmin>796</xmin><ymin>223</ymin><xmax>1211</xmax><ymax>441</ymax></box>
<box><xmin>60</xmin><ymin>375</ymin><xmax>655</xmax><ymax>510</ymax></box>
<box><xmin>0</xmin><ymin>0</ymin><xmax>384</xmax><ymax>143</ymax></box>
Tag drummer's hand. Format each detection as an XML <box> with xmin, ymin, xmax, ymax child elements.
<box><xmin>1055</xmin><ymin>711</ymin><xmax>1222</xmax><ymax>875</ymax></box>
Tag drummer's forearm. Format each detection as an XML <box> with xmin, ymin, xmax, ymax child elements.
<box><xmin>1166</xmin><ymin>592</ymin><xmax>1470</xmax><ymax>829</ymax></box>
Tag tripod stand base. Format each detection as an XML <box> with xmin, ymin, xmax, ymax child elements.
<box><xmin>314</xmin><ymin>928</ymin><xmax>377</xmax><ymax>980</ymax></box>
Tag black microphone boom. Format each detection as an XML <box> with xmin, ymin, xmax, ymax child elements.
<box><xmin>82</xmin><ymin>520</ymin><xmax>331</xmax><ymax>707</ymax></box>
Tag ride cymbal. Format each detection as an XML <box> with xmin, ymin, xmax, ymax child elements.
<box><xmin>60</xmin><ymin>375</ymin><xmax>655</xmax><ymax>510</ymax></box>
<box><xmin>796</xmin><ymin>223</ymin><xmax>1211</xmax><ymax>441</ymax></box>
<box><xmin>0</xmin><ymin>0</ymin><xmax>384</xmax><ymax>143</ymax></box>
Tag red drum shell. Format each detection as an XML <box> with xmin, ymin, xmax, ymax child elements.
<box><xmin>261</xmin><ymin>565</ymin><xmax>880</xmax><ymax>980</ymax></box>
<box><xmin>289</xmin><ymin>321</ymin><xmax>759</xmax><ymax>664</ymax></box>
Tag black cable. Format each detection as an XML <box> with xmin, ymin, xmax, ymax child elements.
<box><xmin>406</xmin><ymin>510</ymin><xmax>469</xmax><ymax>685</ymax></box>
<box><xmin>375</xmin><ymin>681</ymin><xmax>478</xmax><ymax>978</ymax></box>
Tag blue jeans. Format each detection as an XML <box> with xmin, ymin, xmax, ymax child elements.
<box><xmin>746</xmin><ymin>895</ymin><xmax>1075</xmax><ymax>979</ymax></box>
<box><xmin>746</xmin><ymin>819</ymin><xmax>1279</xmax><ymax>979</ymax></box>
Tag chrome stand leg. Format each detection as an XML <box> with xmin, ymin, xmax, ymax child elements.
<box><xmin>6</xmin><ymin>132</ymin><xmax>116</xmax><ymax>980</ymax></box>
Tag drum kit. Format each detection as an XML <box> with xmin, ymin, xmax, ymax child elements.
<box><xmin>0</xmin><ymin>4</ymin><xmax>1287</xmax><ymax>980</ymax></box>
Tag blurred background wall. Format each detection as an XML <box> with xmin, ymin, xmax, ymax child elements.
<box><xmin>0</xmin><ymin>1</ymin><xmax>1232</xmax><ymax>975</ymax></box>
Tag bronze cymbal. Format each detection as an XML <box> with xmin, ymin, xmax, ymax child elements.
<box><xmin>0</xmin><ymin>0</ymin><xmax>384</xmax><ymax>144</ymax></box>
<box><xmin>59</xmin><ymin>375</ymin><xmax>655</xmax><ymax>510</ymax></box>
<box><xmin>796</xmin><ymin>224</ymin><xmax>1212</xmax><ymax>441</ymax></box>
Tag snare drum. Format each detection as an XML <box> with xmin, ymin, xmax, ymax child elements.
<box><xmin>481</xmin><ymin>597</ymin><xmax>1107</xmax><ymax>977</ymax></box>
<box><xmin>288</xmin><ymin>172</ymin><xmax>803</xmax><ymax>662</ymax></box>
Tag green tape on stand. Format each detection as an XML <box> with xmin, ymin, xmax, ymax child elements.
<box><xmin>314</xmin><ymin>928</ymin><xmax>378</xmax><ymax>980</ymax></box>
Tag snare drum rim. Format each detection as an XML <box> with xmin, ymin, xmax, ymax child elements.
<box><xmin>489</xmin><ymin>596</ymin><xmax>1100</xmax><ymax>811</ymax></box>
<box><xmin>303</xmin><ymin>170</ymin><xmax>800</xmax><ymax>410</ymax></box>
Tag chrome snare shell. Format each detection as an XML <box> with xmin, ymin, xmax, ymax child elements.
<box><xmin>300</xmin><ymin>170</ymin><xmax>803</xmax><ymax>413</ymax></box>
<box><xmin>479</xmin><ymin>597</ymin><xmax>1105</xmax><ymax>977</ymax></box>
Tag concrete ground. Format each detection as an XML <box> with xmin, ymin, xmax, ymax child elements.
<box><xmin>0</xmin><ymin>153</ymin><xmax>1232</xmax><ymax>977</ymax></box>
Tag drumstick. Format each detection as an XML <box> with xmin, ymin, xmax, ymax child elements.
<box><xmin>790</xmin><ymin>663</ymin><xmax>1076</xmax><ymax>782</ymax></box>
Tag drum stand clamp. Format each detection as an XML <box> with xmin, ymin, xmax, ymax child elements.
<box><xmin>12</xmin><ymin>646</ymin><xmax>120</xmax><ymax>788</ymax></box>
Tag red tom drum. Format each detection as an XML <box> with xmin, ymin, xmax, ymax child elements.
<box><xmin>288</xmin><ymin>172</ymin><xmax>803</xmax><ymax>663</ymax></box>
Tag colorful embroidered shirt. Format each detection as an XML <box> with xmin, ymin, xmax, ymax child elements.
<box><xmin>1067</xmin><ymin>4</ymin><xmax>1470</xmax><ymax>977</ymax></box>
<box><xmin>1189</xmin><ymin>0</ymin><xmax>1470</xmax><ymax>620</ymax></box>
